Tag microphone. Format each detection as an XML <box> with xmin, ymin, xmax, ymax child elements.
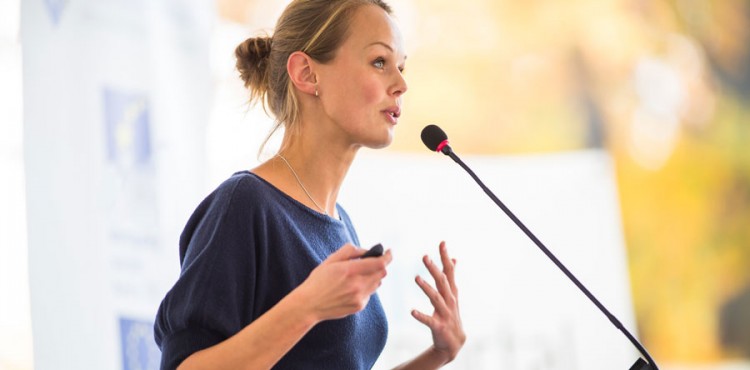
<box><xmin>421</xmin><ymin>124</ymin><xmax>659</xmax><ymax>370</ymax></box>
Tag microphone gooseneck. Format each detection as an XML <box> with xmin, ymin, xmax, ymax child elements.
<box><xmin>420</xmin><ymin>124</ymin><xmax>659</xmax><ymax>370</ymax></box>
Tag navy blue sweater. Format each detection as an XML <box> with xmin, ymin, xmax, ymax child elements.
<box><xmin>154</xmin><ymin>171</ymin><xmax>387</xmax><ymax>369</ymax></box>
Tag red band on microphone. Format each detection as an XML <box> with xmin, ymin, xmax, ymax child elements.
<box><xmin>436</xmin><ymin>140</ymin><xmax>449</xmax><ymax>153</ymax></box>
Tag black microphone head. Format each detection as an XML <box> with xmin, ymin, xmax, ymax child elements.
<box><xmin>421</xmin><ymin>124</ymin><xmax>448</xmax><ymax>152</ymax></box>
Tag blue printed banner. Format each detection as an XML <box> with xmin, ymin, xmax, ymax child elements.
<box><xmin>119</xmin><ymin>317</ymin><xmax>161</xmax><ymax>370</ymax></box>
<box><xmin>103</xmin><ymin>88</ymin><xmax>152</xmax><ymax>167</ymax></box>
<box><xmin>43</xmin><ymin>0</ymin><xmax>67</xmax><ymax>25</ymax></box>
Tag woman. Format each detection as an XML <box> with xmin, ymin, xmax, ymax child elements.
<box><xmin>154</xmin><ymin>0</ymin><xmax>465</xmax><ymax>369</ymax></box>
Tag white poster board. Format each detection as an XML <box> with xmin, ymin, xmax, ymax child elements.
<box><xmin>22</xmin><ymin>1</ymin><xmax>212</xmax><ymax>369</ymax></box>
<box><xmin>341</xmin><ymin>150</ymin><xmax>639</xmax><ymax>369</ymax></box>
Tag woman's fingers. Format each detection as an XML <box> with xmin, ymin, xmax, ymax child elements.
<box><xmin>305</xmin><ymin>245</ymin><xmax>393</xmax><ymax>321</ymax></box>
<box><xmin>410</xmin><ymin>243</ymin><xmax>466</xmax><ymax>363</ymax></box>
<box><xmin>438</xmin><ymin>241</ymin><xmax>458</xmax><ymax>297</ymax></box>
<box><xmin>423</xmin><ymin>253</ymin><xmax>455</xmax><ymax>307</ymax></box>
<box><xmin>411</xmin><ymin>243</ymin><xmax>466</xmax><ymax>363</ymax></box>
<box><xmin>349</xmin><ymin>249</ymin><xmax>392</xmax><ymax>275</ymax></box>
<box><xmin>411</xmin><ymin>309</ymin><xmax>435</xmax><ymax>327</ymax></box>
<box><xmin>415</xmin><ymin>275</ymin><xmax>448</xmax><ymax>313</ymax></box>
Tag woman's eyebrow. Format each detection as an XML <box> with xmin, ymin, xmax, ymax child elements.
<box><xmin>365</xmin><ymin>41</ymin><xmax>407</xmax><ymax>60</ymax></box>
<box><xmin>365</xmin><ymin>41</ymin><xmax>393</xmax><ymax>51</ymax></box>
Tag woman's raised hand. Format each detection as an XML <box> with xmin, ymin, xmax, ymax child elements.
<box><xmin>412</xmin><ymin>241</ymin><xmax>466</xmax><ymax>364</ymax></box>
<box><xmin>299</xmin><ymin>244</ymin><xmax>392</xmax><ymax>322</ymax></box>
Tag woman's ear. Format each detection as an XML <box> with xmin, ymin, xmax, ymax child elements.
<box><xmin>287</xmin><ymin>51</ymin><xmax>317</xmax><ymax>97</ymax></box>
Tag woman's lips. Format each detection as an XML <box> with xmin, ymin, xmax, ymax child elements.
<box><xmin>382</xmin><ymin>106</ymin><xmax>401</xmax><ymax>124</ymax></box>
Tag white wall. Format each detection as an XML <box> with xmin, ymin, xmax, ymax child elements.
<box><xmin>0</xmin><ymin>0</ymin><xmax>33</xmax><ymax>368</ymax></box>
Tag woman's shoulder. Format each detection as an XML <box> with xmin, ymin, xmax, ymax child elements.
<box><xmin>210</xmin><ymin>170</ymin><xmax>278</xmax><ymax>206</ymax></box>
<box><xmin>178</xmin><ymin>171</ymin><xmax>274</xmax><ymax>262</ymax></box>
<box><xmin>184</xmin><ymin>171</ymin><xmax>277</xmax><ymax>229</ymax></box>
<box><xmin>216</xmin><ymin>170</ymin><xmax>261</xmax><ymax>193</ymax></box>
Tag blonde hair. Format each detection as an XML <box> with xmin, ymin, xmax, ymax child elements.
<box><xmin>235</xmin><ymin>0</ymin><xmax>393</xmax><ymax>154</ymax></box>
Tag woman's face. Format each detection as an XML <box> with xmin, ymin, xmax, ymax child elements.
<box><xmin>315</xmin><ymin>4</ymin><xmax>408</xmax><ymax>149</ymax></box>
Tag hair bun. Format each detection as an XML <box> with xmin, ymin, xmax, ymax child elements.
<box><xmin>235</xmin><ymin>36</ymin><xmax>273</xmax><ymax>91</ymax></box>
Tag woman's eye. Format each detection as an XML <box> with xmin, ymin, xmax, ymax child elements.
<box><xmin>373</xmin><ymin>58</ymin><xmax>385</xmax><ymax>69</ymax></box>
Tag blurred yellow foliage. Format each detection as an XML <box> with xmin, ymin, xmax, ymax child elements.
<box><xmin>386</xmin><ymin>0</ymin><xmax>750</xmax><ymax>363</ymax></box>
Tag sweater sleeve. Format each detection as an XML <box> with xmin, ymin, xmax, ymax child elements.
<box><xmin>154</xmin><ymin>176</ymin><xmax>258</xmax><ymax>370</ymax></box>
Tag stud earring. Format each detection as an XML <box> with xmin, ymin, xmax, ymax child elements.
<box><xmin>314</xmin><ymin>85</ymin><xmax>319</xmax><ymax>97</ymax></box>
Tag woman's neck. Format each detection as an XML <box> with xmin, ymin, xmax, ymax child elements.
<box><xmin>253</xmin><ymin>127</ymin><xmax>359</xmax><ymax>218</ymax></box>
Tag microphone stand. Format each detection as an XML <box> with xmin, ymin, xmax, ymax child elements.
<box><xmin>439</xmin><ymin>145</ymin><xmax>658</xmax><ymax>370</ymax></box>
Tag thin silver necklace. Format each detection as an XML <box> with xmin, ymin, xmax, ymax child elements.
<box><xmin>277</xmin><ymin>154</ymin><xmax>327</xmax><ymax>215</ymax></box>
